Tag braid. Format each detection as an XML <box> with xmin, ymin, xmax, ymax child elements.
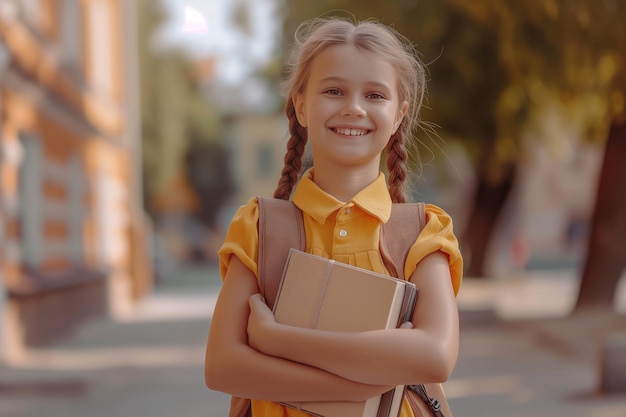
<box><xmin>386</xmin><ymin>122</ymin><xmax>409</xmax><ymax>203</ymax></box>
<box><xmin>273</xmin><ymin>98</ymin><xmax>308</xmax><ymax>200</ymax></box>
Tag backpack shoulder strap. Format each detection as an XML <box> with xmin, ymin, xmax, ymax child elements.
<box><xmin>379</xmin><ymin>203</ymin><xmax>426</xmax><ymax>280</ymax></box>
<box><xmin>257</xmin><ymin>197</ymin><xmax>305</xmax><ymax>309</ymax></box>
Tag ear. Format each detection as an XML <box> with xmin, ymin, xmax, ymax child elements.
<box><xmin>394</xmin><ymin>101</ymin><xmax>409</xmax><ymax>133</ymax></box>
<box><xmin>292</xmin><ymin>93</ymin><xmax>307</xmax><ymax>128</ymax></box>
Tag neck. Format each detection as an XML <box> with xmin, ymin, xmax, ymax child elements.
<box><xmin>311</xmin><ymin>162</ymin><xmax>380</xmax><ymax>202</ymax></box>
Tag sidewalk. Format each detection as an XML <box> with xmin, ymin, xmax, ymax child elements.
<box><xmin>1</xmin><ymin>266</ymin><xmax>625</xmax><ymax>417</ymax></box>
<box><xmin>452</xmin><ymin>269</ymin><xmax>626</xmax><ymax>417</ymax></box>
<box><xmin>0</xmin><ymin>264</ymin><xmax>231</xmax><ymax>417</ymax></box>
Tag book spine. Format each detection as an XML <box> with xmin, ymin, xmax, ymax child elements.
<box><xmin>396</xmin><ymin>285</ymin><xmax>418</xmax><ymax>328</ymax></box>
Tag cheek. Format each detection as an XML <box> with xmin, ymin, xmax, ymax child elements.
<box><xmin>391</xmin><ymin>108</ymin><xmax>405</xmax><ymax>128</ymax></box>
<box><xmin>380</xmin><ymin>109</ymin><xmax>400</xmax><ymax>130</ymax></box>
<box><xmin>308</xmin><ymin>103</ymin><xmax>332</xmax><ymax>126</ymax></box>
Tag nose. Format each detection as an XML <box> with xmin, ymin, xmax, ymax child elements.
<box><xmin>341</xmin><ymin>96</ymin><xmax>366</xmax><ymax>118</ymax></box>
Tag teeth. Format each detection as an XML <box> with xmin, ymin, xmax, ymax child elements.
<box><xmin>335</xmin><ymin>128</ymin><xmax>367</xmax><ymax>136</ymax></box>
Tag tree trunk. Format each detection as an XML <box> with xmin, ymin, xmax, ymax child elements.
<box><xmin>462</xmin><ymin>161</ymin><xmax>517</xmax><ymax>278</ymax></box>
<box><xmin>574</xmin><ymin>117</ymin><xmax>626</xmax><ymax>311</ymax></box>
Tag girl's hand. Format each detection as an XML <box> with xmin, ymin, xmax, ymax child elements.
<box><xmin>247</xmin><ymin>293</ymin><xmax>279</xmax><ymax>354</ymax></box>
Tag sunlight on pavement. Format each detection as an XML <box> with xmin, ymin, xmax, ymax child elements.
<box><xmin>496</xmin><ymin>275</ymin><xmax>578</xmax><ymax>319</ymax></box>
<box><xmin>458</xmin><ymin>272</ymin><xmax>626</xmax><ymax>320</ymax></box>
<box><xmin>9</xmin><ymin>346</ymin><xmax>205</xmax><ymax>371</ymax></box>
<box><xmin>587</xmin><ymin>404</ymin><xmax>626</xmax><ymax>417</ymax></box>
<box><xmin>116</xmin><ymin>292</ymin><xmax>219</xmax><ymax>323</ymax></box>
<box><xmin>445</xmin><ymin>375</ymin><xmax>522</xmax><ymax>399</ymax></box>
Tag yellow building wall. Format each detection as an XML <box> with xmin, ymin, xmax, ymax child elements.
<box><xmin>0</xmin><ymin>0</ymin><xmax>149</xmax><ymax>360</ymax></box>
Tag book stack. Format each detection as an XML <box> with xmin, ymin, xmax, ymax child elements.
<box><xmin>273</xmin><ymin>249</ymin><xmax>417</xmax><ymax>417</ymax></box>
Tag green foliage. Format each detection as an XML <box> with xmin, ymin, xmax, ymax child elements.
<box><xmin>137</xmin><ymin>0</ymin><xmax>223</xmax><ymax>214</ymax></box>
<box><xmin>284</xmin><ymin>0</ymin><xmax>625</xmax><ymax>168</ymax></box>
<box><xmin>449</xmin><ymin>0</ymin><xmax>625</xmax><ymax>143</ymax></box>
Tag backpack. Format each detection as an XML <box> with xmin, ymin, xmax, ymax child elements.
<box><xmin>228</xmin><ymin>197</ymin><xmax>452</xmax><ymax>417</ymax></box>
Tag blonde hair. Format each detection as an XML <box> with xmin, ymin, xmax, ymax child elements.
<box><xmin>274</xmin><ymin>17</ymin><xmax>426</xmax><ymax>203</ymax></box>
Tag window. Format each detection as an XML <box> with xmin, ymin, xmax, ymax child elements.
<box><xmin>18</xmin><ymin>133</ymin><xmax>43</xmax><ymax>268</ymax></box>
<box><xmin>60</xmin><ymin>0</ymin><xmax>83</xmax><ymax>73</ymax></box>
<box><xmin>257</xmin><ymin>142</ymin><xmax>274</xmax><ymax>179</ymax></box>
<box><xmin>67</xmin><ymin>155</ymin><xmax>85</xmax><ymax>264</ymax></box>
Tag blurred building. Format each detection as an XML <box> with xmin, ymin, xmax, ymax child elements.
<box><xmin>0</xmin><ymin>0</ymin><xmax>150</xmax><ymax>361</ymax></box>
<box><xmin>225</xmin><ymin>112</ymin><xmax>288</xmax><ymax>207</ymax></box>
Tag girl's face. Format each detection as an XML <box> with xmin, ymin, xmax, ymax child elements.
<box><xmin>294</xmin><ymin>44</ymin><xmax>408</xmax><ymax>173</ymax></box>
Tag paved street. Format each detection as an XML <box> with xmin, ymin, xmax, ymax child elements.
<box><xmin>1</xmin><ymin>265</ymin><xmax>625</xmax><ymax>417</ymax></box>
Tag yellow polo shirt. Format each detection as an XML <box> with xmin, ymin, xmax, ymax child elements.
<box><xmin>218</xmin><ymin>169</ymin><xmax>463</xmax><ymax>417</ymax></box>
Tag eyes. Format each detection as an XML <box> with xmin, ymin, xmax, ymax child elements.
<box><xmin>322</xmin><ymin>88</ymin><xmax>387</xmax><ymax>100</ymax></box>
<box><xmin>366</xmin><ymin>92</ymin><xmax>386</xmax><ymax>100</ymax></box>
<box><xmin>323</xmin><ymin>88</ymin><xmax>342</xmax><ymax>96</ymax></box>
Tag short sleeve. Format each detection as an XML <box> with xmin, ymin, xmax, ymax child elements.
<box><xmin>217</xmin><ymin>197</ymin><xmax>260</xmax><ymax>281</ymax></box>
<box><xmin>404</xmin><ymin>204</ymin><xmax>463</xmax><ymax>296</ymax></box>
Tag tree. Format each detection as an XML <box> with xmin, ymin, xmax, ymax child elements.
<box><xmin>137</xmin><ymin>0</ymin><xmax>230</xmax><ymax>229</ymax></box>
<box><xmin>577</xmin><ymin>120</ymin><xmax>626</xmax><ymax>310</ymax></box>
<box><xmin>549</xmin><ymin>1</ymin><xmax>626</xmax><ymax>311</ymax></box>
<box><xmin>454</xmin><ymin>1</ymin><xmax>626</xmax><ymax>310</ymax></box>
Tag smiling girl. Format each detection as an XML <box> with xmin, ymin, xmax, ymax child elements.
<box><xmin>204</xmin><ymin>17</ymin><xmax>463</xmax><ymax>417</ymax></box>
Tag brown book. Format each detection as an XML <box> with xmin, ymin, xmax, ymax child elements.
<box><xmin>273</xmin><ymin>249</ymin><xmax>418</xmax><ymax>417</ymax></box>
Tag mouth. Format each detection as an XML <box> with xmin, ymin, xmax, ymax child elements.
<box><xmin>331</xmin><ymin>127</ymin><xmax>371</xmax><ymax>136</ymax></box>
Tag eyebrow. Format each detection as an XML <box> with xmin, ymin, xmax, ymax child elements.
<box><xmin>319</xmin><ymin>76</ymin><xmax>393</xmax><ymax>91</ymax></box>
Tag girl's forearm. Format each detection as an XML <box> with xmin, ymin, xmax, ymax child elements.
<box><xmin>263</xmin><ymin>325</ymin><xmax>455</xmax><ymax>386</ymax></box>
<box><xmin>205</xmin><ymin>341</ymin><xmax>392</xmax><ymax>403</ymax></box>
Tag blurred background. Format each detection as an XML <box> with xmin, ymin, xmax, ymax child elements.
<box><xmin>0</xmin><ymin>1</ymin><xmax>625</xmax><ymax>416</ymax></box>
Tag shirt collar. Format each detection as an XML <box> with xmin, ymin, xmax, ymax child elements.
<box><xmin>292</xmin><ymin>169</ymin><xmax>392</xmax><ymax>225</ymax></box>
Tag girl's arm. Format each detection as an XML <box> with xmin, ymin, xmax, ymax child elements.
<box><xmin>204</xmin><ymin>255</ymin><xmax>393</xmax><ymax>402</ymax></box>
<box><xmin>247</xmin><ymin>251</ymin><xmax>459</xmax><ymax>386</ymax></box>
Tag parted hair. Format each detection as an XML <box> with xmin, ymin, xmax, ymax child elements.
<box><xmin>273</xmin><ymin>17</ymin><xmax>426</xmax><ymax>203</ymax></box>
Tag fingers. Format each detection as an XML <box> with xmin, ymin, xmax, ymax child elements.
<box><xmin>399</xmin><ymin>321</ymin><xmax>414</xmax><ymax>329</ymax></box>
<box><xmin>248</xmin><ymin>293</ymin><xmax>266</xmax><ymax>308</ymax></box>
